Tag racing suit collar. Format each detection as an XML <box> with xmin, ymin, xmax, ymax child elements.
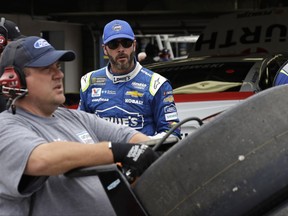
<box><xmin>106</xmin><ymin>61</ymin><xmax>142</xmax><ymax>83</ymax></box>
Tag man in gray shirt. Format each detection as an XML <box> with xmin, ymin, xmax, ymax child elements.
<box><xmin>0</xmin><ymin>36</ymin><xmax>158</xmax><ymax>215</ymax></box>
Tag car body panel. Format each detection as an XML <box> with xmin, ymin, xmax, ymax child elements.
<box><xmin>174</xmin><ymin>92</ymin><xmax>254</xmax><ymax>137</ymax></box>
<box><xmin>146</xmin><ymin>54</ymin><xmax>288</xmax><ymax>137</ymax></box>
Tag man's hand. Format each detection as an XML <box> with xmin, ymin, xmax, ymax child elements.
<box><xmin>110</xmin><ymin>143</ymin><xmax>159</xmax><ymax>180</ymax></box>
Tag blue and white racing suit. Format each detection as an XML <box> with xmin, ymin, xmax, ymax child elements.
<box><xmin>79</xmin><ymin>62</ymin><xmax>181</xmax><ymax>138</ymax></box>
<box><xmin>274</xmin><ymin>64</ymin><xmax>288</xmax><ymax>86</ymax></box>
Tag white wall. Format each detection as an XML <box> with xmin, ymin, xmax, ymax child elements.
<box><xmin>0</xmin><ymin>13</ymin><xmax>83</xmax><ymax>93</ymax></box>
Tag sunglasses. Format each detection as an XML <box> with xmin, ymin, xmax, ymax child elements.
<box><xmin>106</xmin><ymin>39</ymin><xmax>133</xmax><ymax>50</ymax></box>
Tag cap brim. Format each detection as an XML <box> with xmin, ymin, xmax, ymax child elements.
<box><xmin>104</xmin><ymin>34</ymin><xmax>134</xmax><ymax>44</ymax></box>
<box><xmin>26</xmin><ymin>50</ymin><xmax>76</xmax><ymax>67</ymax></box>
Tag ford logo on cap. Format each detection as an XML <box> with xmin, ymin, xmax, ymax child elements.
<box><xmin>34</xmin><ymin>39</ymin><xmax>50</xmax><ymax>49</ymax></box>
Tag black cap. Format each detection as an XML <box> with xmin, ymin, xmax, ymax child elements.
<box><xmin>161</xmin><ymin>48</ymin><xmax>170</xmax><ymax>54</ymax></box>
<box><xmin>1</xmin><ymin>19</ymin><xmax>24</xmax><ymax>41</ymax></box>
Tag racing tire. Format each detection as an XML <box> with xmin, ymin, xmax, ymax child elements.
<box><xmin>134</xmin><ymin>85</ymin><xmax>288</xmax><ymax>216</ymax></box>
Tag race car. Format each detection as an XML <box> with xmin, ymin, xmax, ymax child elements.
<box><xmin>146</xmin><ymin>53</ymin><xmax>288</xmax><ymax>137</ymax></box>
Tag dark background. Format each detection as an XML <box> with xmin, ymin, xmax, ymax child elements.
<box><xmin>1</xmin><ymin>0</ymin><xmax>288</xmax><ymax>79</ymax></box>
<box><xmin>1</xmin><ymin>0</ymin><xmax>287</xmax><ymax>35</ymax></box>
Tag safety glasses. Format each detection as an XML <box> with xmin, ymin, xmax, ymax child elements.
<box><xmin>106</xmin><ymin>39</ymin><xmax>133</xmax><ymax>50</ymax></box>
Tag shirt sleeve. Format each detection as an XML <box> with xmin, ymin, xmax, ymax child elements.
<box><xmin>0</xmin><ymin>117</ymin><xmax>47</xmax><ymax>198</ymax></box>
<box><xmin>151</xmin><ymin>80</ymin><xmax>181</xmax><ymax>138</ymax></box>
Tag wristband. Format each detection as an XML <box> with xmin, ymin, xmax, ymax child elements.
<box><xmin>110</xmin><ymin>142</ymin><xmax>134</xmax><ymax>163</ymax></box>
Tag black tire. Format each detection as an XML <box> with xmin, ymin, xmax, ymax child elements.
<box><xmin>134</xmin><ymin>85</ymin><xmax>288</xmax><ymax>216</ymax></box>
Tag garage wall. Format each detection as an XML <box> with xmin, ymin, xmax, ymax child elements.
<box><xmin>0</xmin><ymin>13</ymin><xmax>83</xmax><ymax>93</ymax></box>
<box><xmin>100</xmin><ymin>0</ymin><xmax>261</xmax><ymax>12</ymax></box>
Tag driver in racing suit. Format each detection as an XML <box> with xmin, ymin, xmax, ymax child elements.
<box><xmin>79</xmin><ymin>19</ymin><xmax>181</xmax><ymax>139</ymax></box>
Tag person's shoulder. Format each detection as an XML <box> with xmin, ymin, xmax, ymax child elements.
<box><xmin>0</xmin><ymin>110</ymin><xmax>10</xmax><ymax>119</ymax></box>
<box><xmin>149</xmin><ymin>69</ymin><xmax>167</xmax><ymax>81</ymax></box>
<box><xmin>137</xmin><ymin>66</ymin><xmax>155</xmax><ymax>82</ymax></box>
<box><xmin>55</xmin><ymin>107</ymin><xmax>86</xmax><ymax>120</ymax></box>
<box><xmin>55</xmin><ymin>107</ymin><xmax>73</xmax><ymax>115</ymax></box>
<box><xmin>140</xmin><ymin>66</ymin><xmax>154</xmax><ymax>75</ymax></box>
<box><xmin>80</xmin><ymin>67</ymin><xmax>106</xmax><ymax>92</ymax></box>
<box><xmin>0</xmin><ymin>109</ymin><xmax>29</xmax><ymax>126</ymax></box>
<box><xmin>139</xmin><ymin>66</ymin><xmax>168</xmax><ymax>82</ymax></box>
<box><xmin>81</xmin><ymin>67</ymin><xmax>105</xmax><ymax>80</ymax></box>
<box><xmin>139</xmin><ymin>70</ymin><xmax>169</xmax><ymax>96</ymax></box>
<box><xmin>91</xmin><ymin>67</ymin><xmax>106</xmax><ymax>76</ymax></box>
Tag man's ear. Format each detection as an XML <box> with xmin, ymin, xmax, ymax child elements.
<box><xmin>133</xmin><ymin>40</ymin><xmax>136</xmax><ymax>52</ymax></box>
<box><xmin>102</xmin><ymin>45</ymin><xmax>108</xmax><ymax>56</ymax></box>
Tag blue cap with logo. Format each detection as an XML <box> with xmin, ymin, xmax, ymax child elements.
<box><xmin>102</xmin><ymin>19</ymin><xmax>135</xmax><ymax>44</ymax></box>
<box><xmin>0</xmin><ymin>36</ymin><xmax>75</xmax><ymax>74</ymax></box>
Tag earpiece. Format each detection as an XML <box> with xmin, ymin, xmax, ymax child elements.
<box><xmin>0</xmin><ymin>64</ymin><xmax>27</xmax><ymax>114</ymax></box>
<box><xmin>0</xmin><ymin>66</ymin><xmax>23</xmax><ymax>95</ymax></box>
<box><xmin>0</xmin><ymin>39</ymin><xmax>27</xmax><ymax>97</ymax></box>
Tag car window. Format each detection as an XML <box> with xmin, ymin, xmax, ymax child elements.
<box><xmin>153</xmin><ymin>62</ymin><xmax>255</xmax><ymax>92</ymax></box>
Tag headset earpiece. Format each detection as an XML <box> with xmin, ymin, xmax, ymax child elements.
<box><xmin>0</xmin><ymin>39</ymin><xmax>27</xmax><ymax>98</ymax></box>
<box><xmin>0</xmin><ymin>66</ymin><xmax>22</xmax><ymax>96</ymax></box>
<box><xmin>0</xmin><ymin>64</ymin><xmax>27</xmax><ymax>114</ymax></box>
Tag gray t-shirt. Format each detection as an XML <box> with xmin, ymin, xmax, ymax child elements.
<box><xmin>0</xmin><ymin>107</ymin><xmax>138</xmax><ymax>216</ymax></box>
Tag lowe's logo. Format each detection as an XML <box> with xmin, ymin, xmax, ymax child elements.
<box><xmin>95</xmin><ymin>106</ymin><xmax>144</xmax><ymax>129</ymax></box>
